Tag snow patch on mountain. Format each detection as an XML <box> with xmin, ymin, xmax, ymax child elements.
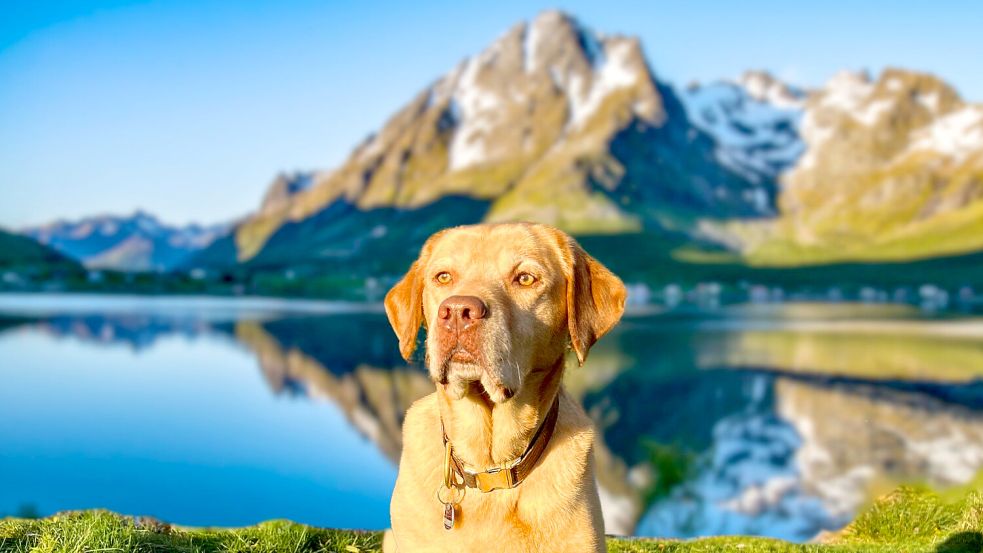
<box><xmin>814</xmin><ymin>70</ymin><xmax>904</xmax><ymax>128</ymax></box>
<box><xmin>819</xmin><ymin>71</ymin><xmax>873</xmax><ymax>113</ymax></box>
<box><xmin>796</xmin><ymin>71</ymin><xmax>892</xmax><ymax>170</ymax></box>
<box><xmin>523</xmin><ymin>19</ymin><xmax>541</xmax><ymax>73</ymax></box>
<box><xmin>447</xmin><ymin>55</ymin><xmax>504</xmax><ymax>170</ymax></box>
<box><xmin>908</xmin><ymin>105</ymin><xmax>983</xmax><ymax>162</ymax></box>
<box><xmin>568</xmin><ymin>38</ymin><xmax>642</xmax><ymax>128</ymax></box>
<box><xmin>797</xmin><ymin>110</ymin><xmax>832</xmax><ymax>171</ymax></box>
<box><xmin>679</xmin><ymin>72</ymin><xmax>805</xmax><ymax>184</ymax></box>
<box><xmin>854</xmin><ymin>97</ymin><xmax>894</xmax><ymax>126</ymax></box>
<box><xmin>917</xmin><ymin>91</ymin><xmax>942</xmax><ymax>112</ymax></box>
<box><xmin>737</xmin><ymin>71</ymin><xmax>803</xmax><ymax>109</ymax></box>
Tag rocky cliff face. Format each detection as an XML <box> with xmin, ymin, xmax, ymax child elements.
<box><xmin>259</xmin><ymin>172</ymin><xmax>318</xmax><ymax>216</ymax></box>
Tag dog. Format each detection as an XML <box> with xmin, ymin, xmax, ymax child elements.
<box><xmin>381</xmin><ymin>222</ymin><xmax>626</xmax><ymax>552</ymax></box>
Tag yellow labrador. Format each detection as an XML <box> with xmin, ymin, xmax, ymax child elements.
<box><xmin>382</xmin><ymin>223</ymin><xmax>625</xmax><ymax>552</ymax></box>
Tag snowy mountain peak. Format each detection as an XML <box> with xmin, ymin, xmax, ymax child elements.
<box><xmin>421</xmin><ymin>10</ymin><xmax>660</xmax><ymax>171</ymax></box>
<box><xmin>796</xmin><ymin>68</ymin><xmax>970</xmax><ymax>171</ymax></box>
<box><xmin>762</xmin><ymin>67</ymin><xmax>983</xmax><ymax>261</ymax></box>
<box><xmin>734</xmin><ymin>70</ymin><xmax>805</xmax><ymax>109</ymax></box>
<box><xmin>908</xmin><ymin>105</ymin><xmax>983</xmax><ymax>162</ymax></box>
<box><xmin>810</xmin><ymin>68</ymin><xmax>962</xmax><ymax>128</ymax></box>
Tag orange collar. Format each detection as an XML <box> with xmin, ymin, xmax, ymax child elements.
<box><xmin>440</xmin><ymin>394</ymin><xmax>561</xmax><ymax>493</ymax></box>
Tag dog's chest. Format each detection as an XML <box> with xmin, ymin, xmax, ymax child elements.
<box><xmin>411</xmin><ymin>490</ymin><xmax>535</xmax><ymax>550</ymax></box>
<box><xmin>390</xmin><ymin>394</ymin><xmax>602</xmax><ymax>551</ymax></box>
<box><xmin>394</xmin><ymin>443</ymin><xmax>548</xmax><ymax>549</ymax></box>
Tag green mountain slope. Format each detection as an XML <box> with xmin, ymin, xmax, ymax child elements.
<box><xmin>0</xmin><ymin>228</ymin><xmax>83</xmax><ymax>275</ymax></box>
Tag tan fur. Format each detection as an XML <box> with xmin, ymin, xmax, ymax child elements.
<box><xmin>383</xmin><ymin>223</ymin><xmax>626</xmax><ymax>553</ymax></box>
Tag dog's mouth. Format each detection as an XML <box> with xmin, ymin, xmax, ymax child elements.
<box><xmin>434</xmin><ymin>346</ymin><xmax>514</xmax><ymax>403</ymax></box>
<box><xmin>449</xmin><ymin>348</ymin><xmax>478</xmax><ymax>364</ymax></box>
<box><xmin>436</xmin><ymin>346</ymin><xmax>482</xmax><ymax>382</ymax></box>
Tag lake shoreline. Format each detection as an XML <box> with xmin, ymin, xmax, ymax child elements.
<box><xmin>1</xmin><ymin>290</ymin><xmax>981</xmax><ymax>321</ymax></box>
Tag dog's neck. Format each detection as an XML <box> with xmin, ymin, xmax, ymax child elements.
<box><xmin>436</xmin><ymin>357</ymin><xmax>565</xmax><ymax>469</ymax></box>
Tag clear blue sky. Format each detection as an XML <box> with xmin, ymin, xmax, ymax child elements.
<box><xmin>2</xmin><ymin>0</ymin><xmax>981</xmax><ymax>228</ymax></box>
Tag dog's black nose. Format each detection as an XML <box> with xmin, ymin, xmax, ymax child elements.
<box><xmin>438</xmin><ymin>295</ymin><xmax>488</xmax><ymax>325</ymax></box>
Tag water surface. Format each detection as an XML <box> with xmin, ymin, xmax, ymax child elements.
<box><xmin>2</xmin><ymin>294</ymin><xmax>982</xmax><ymax>541</ymax></box>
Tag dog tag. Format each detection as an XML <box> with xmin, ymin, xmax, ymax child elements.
<box><xmin>443</xmin><ymin>502</ymin><xmax>455</xmax><ymax>530</ymax></box>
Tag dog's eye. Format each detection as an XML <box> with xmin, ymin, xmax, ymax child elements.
<box><xmin>515</xmin><ymin>273</ymin><xmax>537</xmax><ymax>287</ymax></box>
<box><xmin>434</xmin><ymin>272</ymin><xmax>453</xmax><ymax>285</ymax></box>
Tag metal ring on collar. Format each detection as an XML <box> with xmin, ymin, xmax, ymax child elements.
<box><xmin>436</xmin><ymin>484</ymin><xmax>466</xmax><ymax>505</ymax></box>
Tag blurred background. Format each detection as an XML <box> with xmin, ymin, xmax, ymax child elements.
<box><xmin>2</xmin><ymin>0</ymin><xmax>983</xmax><ymax>542</ymax></box>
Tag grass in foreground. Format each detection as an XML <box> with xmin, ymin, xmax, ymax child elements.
<box><xmin>1</xmin><ymin>487</ymin><xmax>981</xmax><ymax>552</ymax></box>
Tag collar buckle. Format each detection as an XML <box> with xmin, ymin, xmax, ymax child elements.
<box><xmin>471</xmin><ymin>466</ymin><xmax>516</xmax><ymax>492</ymax></box>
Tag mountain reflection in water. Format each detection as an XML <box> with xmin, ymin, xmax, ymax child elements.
<box><xmin>1</xmin><ymin>296</ymin><xmax>982</xmax><ymax>542</ymax></box>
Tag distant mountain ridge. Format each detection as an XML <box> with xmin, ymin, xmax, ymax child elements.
<box><xmin>23</xmin><ymin>211</ymin><xmax>229</xmax><ymax>272</ymax></box>
<box><xmin>37</xmin><ymin>11</ymin><xmax>983</xmax><ymax>281</ymax></box>
<box><xmin>192</xmin><ymin>10</ymin><xmax>774</xmax><ymax>271</ymax></box>
<box><xmin>201</xmin><ymin>11</ymin><xmax>983</xmax><ymax>277</ymax></box>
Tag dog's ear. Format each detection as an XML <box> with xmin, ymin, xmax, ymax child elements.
<box><xmin>565</xmin><ymin>241</ymin><xmax>626</xmax><ymax>366</ymax></box>
<box><xmin>385</xmin><ymin>259</ymin><xmax>425</xmax><ymax>362</ymax></box>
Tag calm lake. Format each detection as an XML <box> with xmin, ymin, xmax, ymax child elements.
<box><xmin>2</xmin><ymin>293</ymin><xmax>982</xmax><ymax>541</ymax></box>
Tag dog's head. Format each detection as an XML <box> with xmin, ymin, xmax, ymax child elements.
<box><xmin>384</xmin><ymin>223</ymin><xmax>626</xmax><ymax>403</ymax></box>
